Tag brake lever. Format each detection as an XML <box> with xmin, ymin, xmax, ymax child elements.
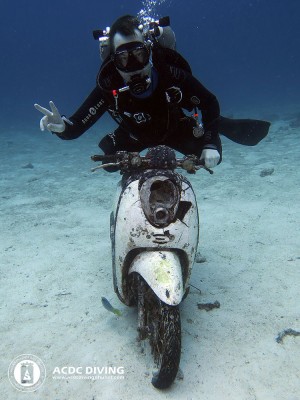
<box><xmin>199</xmin><ymin>165</ymin><xmax>214</xmax><ymax>175</ymax></box>
<box><xmin>91</xmin><ymin>162</ymin><xmax>121</xmax><ymax>172</ymax></box>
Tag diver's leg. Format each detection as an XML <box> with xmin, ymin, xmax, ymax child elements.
<box><xmin>98</xmin><ymin>126</ymin><xmax>146</xmax><ymax>172</ymax></box>
<box><xmin>99</xmin><ymin>126</ymin><xmax>146</xmax><ymax>154</ymax></box>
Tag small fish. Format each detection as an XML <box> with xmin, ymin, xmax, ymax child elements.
<box><xmin>101</xmin><ymin>297</ymin><xmax>122</xmax><ymax>317</ymax></box>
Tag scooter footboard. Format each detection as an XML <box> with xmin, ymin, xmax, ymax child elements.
<box><xmin>129</xmin><ymin>251</ymin><xmax>184</xmax><ymax>306</ymax></box>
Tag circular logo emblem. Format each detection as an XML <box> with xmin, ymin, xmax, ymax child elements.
<box><xmin>89</xmin><ymin>107</ymin><xmax>96</xmax><ymax>115</ymax></box>
<box><xmin>191</xmin><ymin>96</ymin><xmax>200</xmax><ymax>105</ymax></box>
<box><xmin>8</xmin><ymin>354</ymin><xmax>46</xmax><ymax>392</ymax></box>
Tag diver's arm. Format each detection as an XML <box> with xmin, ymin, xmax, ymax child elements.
<box><xmin>55</xmin><ymin>86</ymin><xmax>108</xmax><ymax>140</ymax></box>
<box><xmin>182</xmin><ymin>74</ymin><xmax>222</xmax><ymax>167</ymax></box>
<box><xmin>166</xmin><ymin>65</ymin><xmax>221</xmax><ymax>156</ymax></box>
<box><xmin>183</xmin><ymin>74</ymin><xmax>221</xmax><ymax>148</ymax></box>
<box><xmin>35</xmin><ymin>86</ymin><xmax>108</xmax><ymax>140</ymax></box>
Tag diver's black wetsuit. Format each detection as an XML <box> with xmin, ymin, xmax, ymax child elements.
<box><xmin>55</xmin><ymin>51</ymin><xmax>222</xmax><ymax>162</ymax></box>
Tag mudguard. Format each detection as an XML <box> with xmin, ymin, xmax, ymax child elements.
<box><xmin>129</xmin><ymin>251</ymin><xmax>184</xmax><ymax>306</ymax></box>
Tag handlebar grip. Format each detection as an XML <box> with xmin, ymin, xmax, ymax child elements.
<box><xmin>195</xmin><ymin>159</ymin><xmax>205</xmax><ymax>166</ymax></box>
<box><xmin>91</xmin><ymin>154</ymin><xmax>117</xmax><ymax>162</ymax></box>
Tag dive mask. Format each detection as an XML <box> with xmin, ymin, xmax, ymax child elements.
<box><xmin>112</xmin><ymin>42</ymin><xmax>150</xmax><ymax>73</ymax></box>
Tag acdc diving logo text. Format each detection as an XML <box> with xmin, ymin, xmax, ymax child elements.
<box><xmin>8</xmin><ymin>354</ymin><xmax>125</xmax><ymax>391</ymax></box>
<box><xmin>52</xmin><ymin>365</ymin><xmax>125</xmax><ymax>380</ymax></box>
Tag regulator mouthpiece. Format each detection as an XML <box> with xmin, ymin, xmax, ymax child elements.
<box><xmin>128</xmin><ymin>75</ymin><xmax>151</xmax><ymax>95</ymax></box>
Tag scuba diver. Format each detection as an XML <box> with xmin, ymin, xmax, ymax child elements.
<box><xmin>35</xmin><ymin>15</ymin><xmax>270</xmax><ymax>169</ymax></box>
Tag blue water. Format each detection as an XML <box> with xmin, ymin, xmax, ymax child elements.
<box><xmin>0</xmin><ymin>0</ymin><xmax>299</xmax><ymax>131</ymax></box>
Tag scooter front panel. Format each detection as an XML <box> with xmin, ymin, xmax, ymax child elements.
<box><xmin>113</xmin><ymin>177</ymin><xmax>199</xmax><ymax>301</ymax></box>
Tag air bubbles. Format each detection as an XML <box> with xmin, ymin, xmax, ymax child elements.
<box><xmin>138</xmin><ymin>0</ymin><xmax>168</xmax><ymax>25</ymax></box>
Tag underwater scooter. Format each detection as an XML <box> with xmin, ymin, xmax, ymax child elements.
<box><xmin>92</xmin><ymin>145</ymin><xmax>212</xmax><ymax>389</ymax></box>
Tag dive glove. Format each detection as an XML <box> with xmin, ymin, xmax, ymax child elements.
<box><xmin>200</xmin><ymin>149</ymin><xmax>220</xmax><ymax>169</ymax></box>
<box><xmin>34</xmin><ymin>101</ymin><xmax>71</xmax><ymax>133</ymax></box>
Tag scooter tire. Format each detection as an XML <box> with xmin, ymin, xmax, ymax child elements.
<box><xmin>137</xmin><ymin>275</ymin><xmax>181</xmax><ymax>389</ymax></box>
<box><xmin>150</xmin><ymin>302</ymin><xmax>181</xmax><ymax>390</ymax></box>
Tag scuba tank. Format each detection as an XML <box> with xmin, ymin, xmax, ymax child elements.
<box><xmin>92</xmin><ymin>26</ymin><xmax>111</xmax><ymax>61</ymax></box>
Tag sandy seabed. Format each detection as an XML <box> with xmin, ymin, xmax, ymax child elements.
<box><xmin>0</xmin><ymin>116</ymin><xmax>299</xmax><ymax>400</ymax></box>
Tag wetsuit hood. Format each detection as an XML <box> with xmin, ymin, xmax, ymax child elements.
<box><xmin>96</xmin><ymin>58</ymin><xmax>124</xmax><ymax>92</ymax></box>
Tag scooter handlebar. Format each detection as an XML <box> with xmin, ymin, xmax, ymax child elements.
<box><xmin>91</xmin><ymin>151</ymin><xmax>213</xmax><ymax>174</ymax></box>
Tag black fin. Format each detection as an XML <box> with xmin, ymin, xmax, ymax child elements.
<box><xmin>219</xmin><ymin>116</ymin><xmax>271</xmax><ymax>146</ymax></box>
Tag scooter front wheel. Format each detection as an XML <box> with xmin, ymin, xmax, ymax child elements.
<box><xmin>137</xmin><ymin>275</ymin><xmax>181</xmax><ymax>389</ymax></box>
